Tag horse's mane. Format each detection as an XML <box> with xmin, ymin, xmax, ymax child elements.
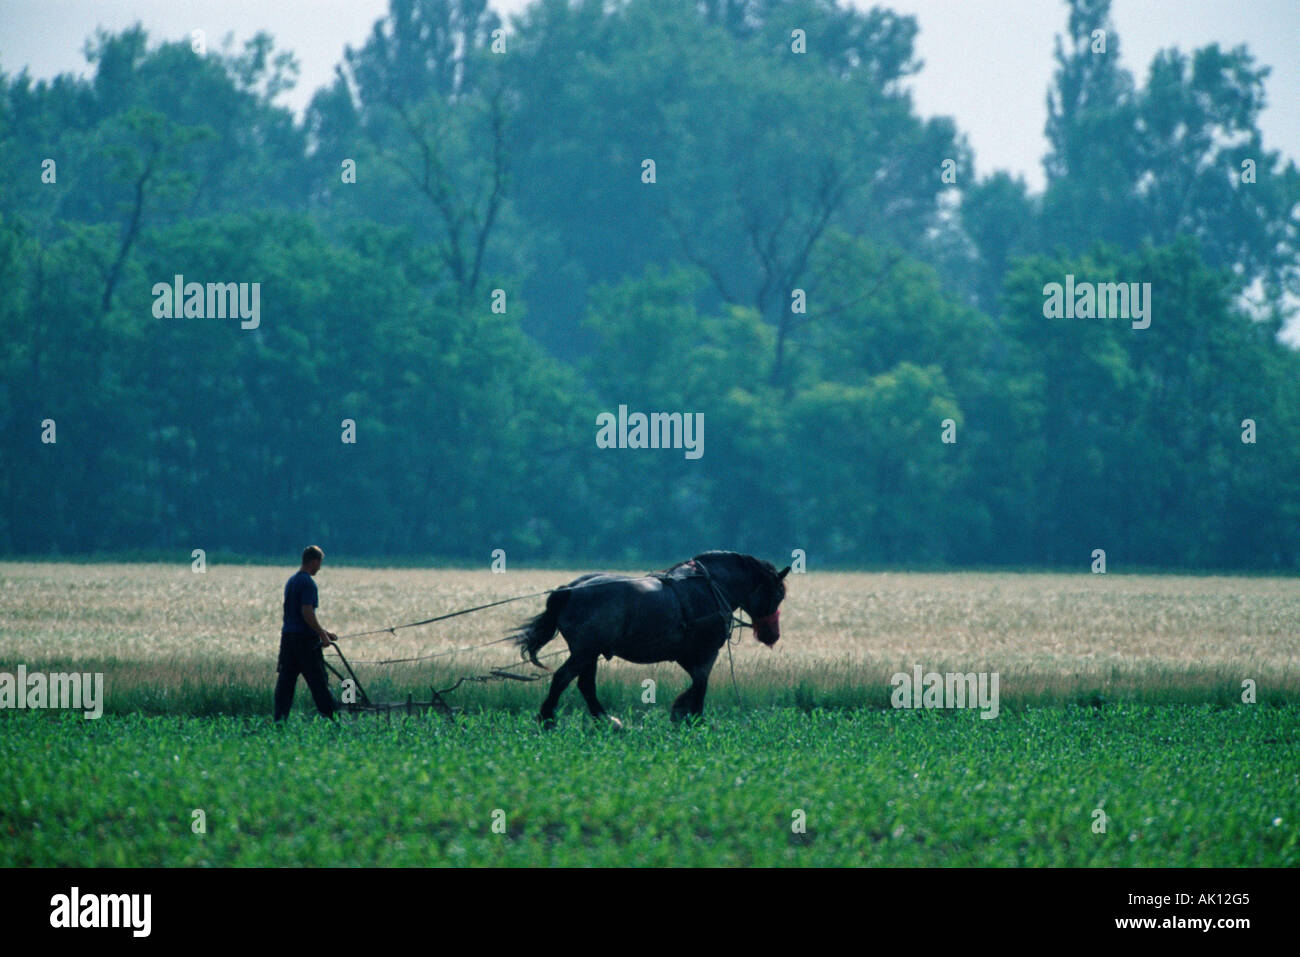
<box><xmin>690</xmin><ymin>551</ymin><xmax>779</xmax><ymax>579</ymax></box>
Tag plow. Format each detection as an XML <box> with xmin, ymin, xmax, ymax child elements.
<box><xmin>321</xmin><ymin>636</ymin><xmax>549</xmax><ymax>721</ymax></box>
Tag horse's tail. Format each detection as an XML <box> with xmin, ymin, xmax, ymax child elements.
<box><xmin>511</xmin><ymin>589</ymin><xmax>569</xmax><ymax>671</ymax></box>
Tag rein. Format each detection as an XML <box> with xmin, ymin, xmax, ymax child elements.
<box><xmin>693</xmin><ymin>559</ymin><xmax>759</xmax><ymax>708</ymax></box>
<box><xmin>335</xmin><ymin>590</ymin><xmax>556</xmax><ymax>640</ymax></box>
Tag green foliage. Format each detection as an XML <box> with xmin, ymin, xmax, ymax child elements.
<box><xmin>1001</xmin><ymin>240</ymin><xmax>1300</xmax><ymax>566</ymax></box>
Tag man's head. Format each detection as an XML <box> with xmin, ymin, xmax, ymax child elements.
<box><xmin>301</xmin><ymin>545</ymin><xmax>324</xmax><ymax>575</ymax></box>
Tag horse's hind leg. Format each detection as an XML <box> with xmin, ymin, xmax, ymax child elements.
<box><xmin>577</xmin><ymin>659</ymin><xmax>622</xmax><ymax>730</ymax></box>
<box><xmin>670</xmin><ymin>681</ymin><xmax>693</xmax><ymax>722</ymax></box>
<box><xmin>538</xmin><ymin>656</ymin><xmax>581</xmax><ymax>728</ymax></box>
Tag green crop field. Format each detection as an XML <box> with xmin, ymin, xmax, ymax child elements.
<box><xmin>2</xmin><ymin>562</ymin><xmax>1298</xmax><ymax>866</ymax></box>
<box><xmin>3</xmin><ymin>706</ymin><xmax>1296</xmax><ymax>866</ymax></box>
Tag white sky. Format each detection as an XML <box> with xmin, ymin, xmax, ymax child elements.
<box><xmin>1</xmin><ymin>0</ymin><xmax>1297</xmax><ymax>192</ymax></box>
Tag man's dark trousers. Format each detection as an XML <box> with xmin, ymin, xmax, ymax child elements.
<box><xmin>274</xmin><ymin>631</ymin><xmax>337</xmax><ymax>721</ymax></box>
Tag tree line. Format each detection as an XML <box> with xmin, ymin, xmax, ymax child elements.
<box><xmin>1</xmin><ymin>0</ymin><xmax>1298</xmax><ymax>569</ymax></box>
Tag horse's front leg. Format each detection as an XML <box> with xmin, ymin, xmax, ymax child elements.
<box><xmin>671</xmin><ymin>654</ymin><xmax>717</xmax><ymax>722</ymax></box>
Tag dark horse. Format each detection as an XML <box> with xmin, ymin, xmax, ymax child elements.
<box><xmin>512</xmin><ymin>551</ymin><xmax>790</xmax><ymax>727</ymax></box>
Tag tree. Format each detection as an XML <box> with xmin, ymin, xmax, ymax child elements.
<box><xmin>1042</xmin><ymin>0</ymin><xmax>1300</xmax><ymax>314</ymax></box>
<box><xmin>313</xmin><ymin>0</ymin><xmax>511</xmax><ymax>302</ymax></box>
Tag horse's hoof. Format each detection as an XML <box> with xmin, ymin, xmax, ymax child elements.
<box><xmin>607</xmin><ymin>715</ymin><xmax>623</xmax><ymax>731</ymax></box>
<box><xmin>538</xmin><ymin>715</ymin><xmax>557</xmax><ymax>731</ymax></box>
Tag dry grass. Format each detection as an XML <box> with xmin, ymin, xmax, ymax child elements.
<box><xmin>2</xmin><ymin>562</ymin><xmax>1299</xmax><ymax>708</ymax></box>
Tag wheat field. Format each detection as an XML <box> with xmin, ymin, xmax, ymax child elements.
<box><xmin>2</xmin><ymin>561</ymin><xmax>1298</xmax><ymax>713</ymax></box>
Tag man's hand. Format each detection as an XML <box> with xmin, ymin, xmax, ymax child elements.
<box><xmin>319</xmin><ymin>631</ymin><xmax>336</xmax><ymax>648</ymax></box>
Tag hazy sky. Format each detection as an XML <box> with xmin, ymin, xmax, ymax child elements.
<box><xmin>1</xmin><ymin>0</ymin><xmax>1297</xmax><ymax>192</ymax></box>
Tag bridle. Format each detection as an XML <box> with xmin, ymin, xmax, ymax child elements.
<box><xmin>692</xmin><ymin>556</ymin><xmax>782</xmax><ymax>709</ymax></box>
<box><xmin>694</xmin><ymin>558</ymin><xmax>779</xmax><ymax>642</ymax></box>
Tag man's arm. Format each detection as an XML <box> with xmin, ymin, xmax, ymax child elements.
<box><xmin>302</xmin><ymin>606</ymin><xmax>337</xmax><ymax>647</ymax></box>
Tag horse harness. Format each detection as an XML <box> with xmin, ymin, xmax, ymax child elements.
<box><xmin>652</xmin><ymin>559</ymin><xmax>749</xmax><ymax>643</ymax></box>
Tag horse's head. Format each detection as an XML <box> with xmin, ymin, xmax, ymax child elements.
<box><xmin>747</xmin><ymin>560</ymin><xmax>789</xmax><ymax>646</ymax></box>
<box><xmin>693</xmin><ymin>552</ymin><xmax>790</xmax><ymax>646</ymax></box>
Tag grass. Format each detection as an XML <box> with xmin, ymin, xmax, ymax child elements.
<box><xmin>2</xmin><ymin>705</ymin><xmax>1296</xmax><ymax>866</ymax></box>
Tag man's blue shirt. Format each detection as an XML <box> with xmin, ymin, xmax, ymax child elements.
<box><xmin>282</xmin><ymin>570</ymin><xmax>319</xmax><ymax>636</ymax></box>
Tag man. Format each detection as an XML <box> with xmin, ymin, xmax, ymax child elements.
<box><xmin>273</xmin><ymin>545</ymin><xmax>339</xmax><ymax>721</ymax></box>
